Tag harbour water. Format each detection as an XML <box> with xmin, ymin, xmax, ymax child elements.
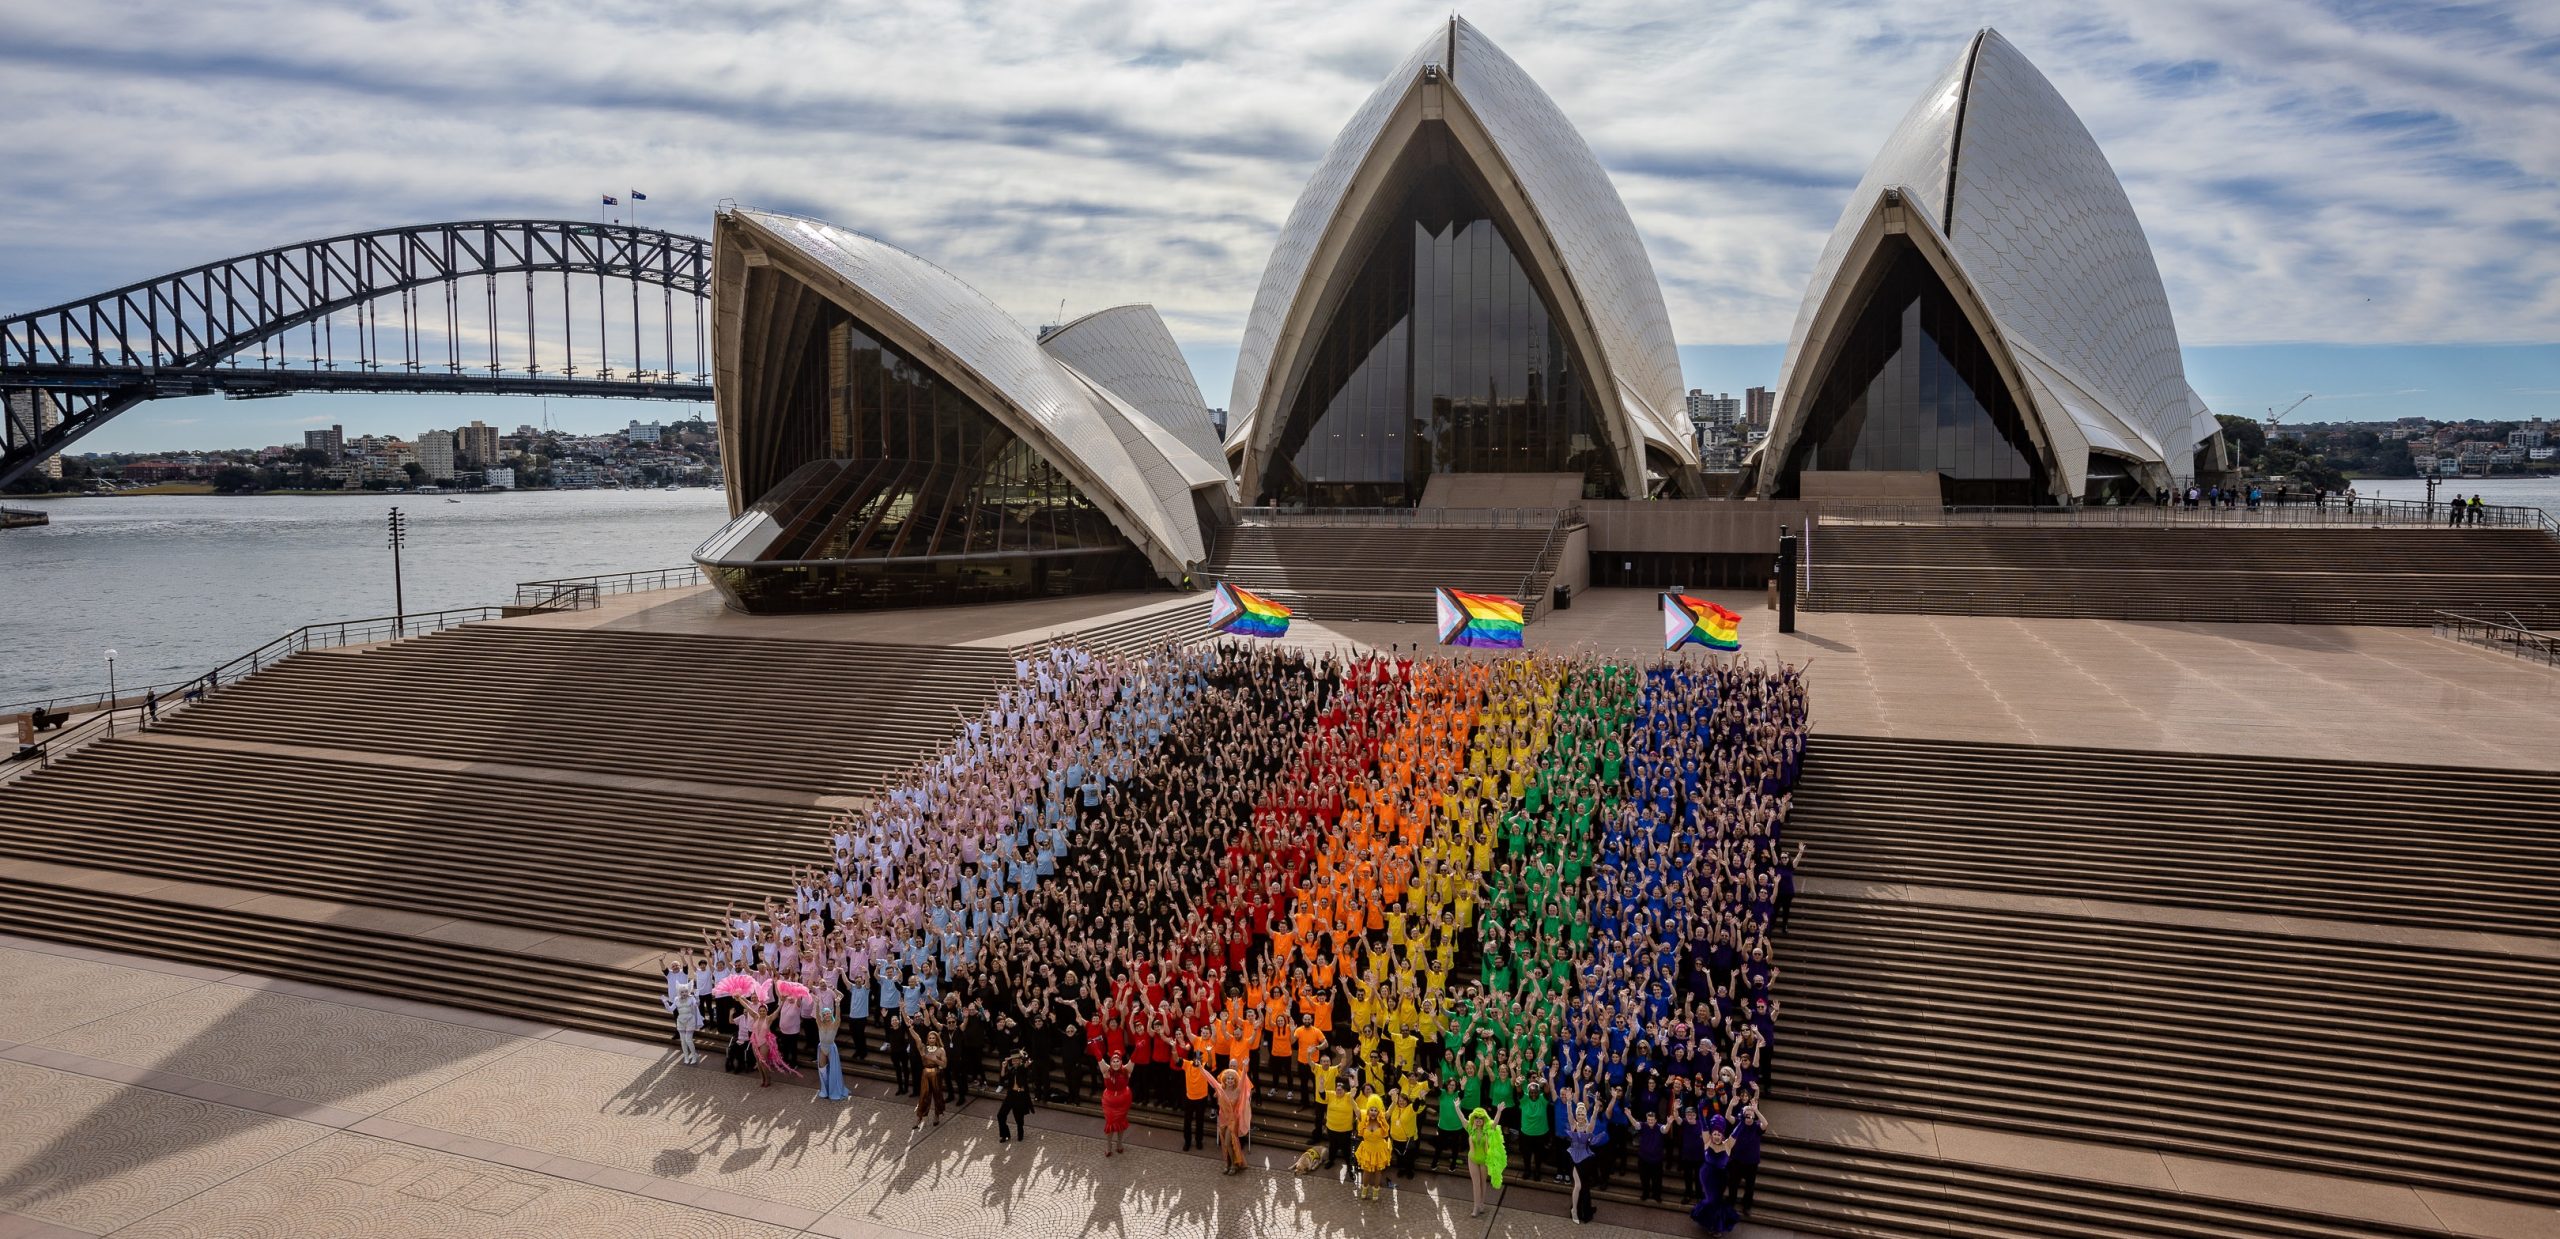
<box><xmin>2351</xmin><ymin>475</ymin><xmax>2560</xmax><ymax>522</ymax></box>
<box><xmin>0</xmin><ymin>488</ymin><xmax>730</xmax><ymax>709</ymax></box>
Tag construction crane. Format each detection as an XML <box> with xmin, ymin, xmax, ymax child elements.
<box><xmin>2264</xmin><ymin>393</ymin><xmax>2313</xmax><ymax>436</ymax></box>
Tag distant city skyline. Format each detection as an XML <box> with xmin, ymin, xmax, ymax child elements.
<box><xmin>62</xmin><ymin>339</ymin><xmax>2558</xmax><ymax>456</ymax></box>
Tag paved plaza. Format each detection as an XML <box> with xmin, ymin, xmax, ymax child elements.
<box><xmin>554</xmin><ymin>584</ymin><xmax>2560</xmax><ymax>772</ymax></box>
<box><xmin>0</xmin><ymin>936</ymin><xmax>1765</xmax><ymax>1239</ymax></box>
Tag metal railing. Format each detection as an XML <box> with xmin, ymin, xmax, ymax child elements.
<box><xmin>1814</xmin><ymin>497</ymin><xmax>2556</xmax><ymax>532</ymax></box>
<box><xmin>1519</xmin><ymin>515</ymin><xmax>1574</xmax><ymax>611</ymax></box>
<box><xmin>4</xmin><ymin>604</ymin><xmax>503</xmax><ymax>775</ymax></box>
<box><xmin>1233</xmin><ymin>505</ymin><xmax>1581</xmax><ymax>530</ymax></box>
<box><xmin>2434</xmin><ymin>610</ymin><xmax>2560</xmax><ymax>665</ymax></box>
<box><xmin>513</xmin><ymin>565</ymin><xmax>704</xmax><ymax>608</ymax></box>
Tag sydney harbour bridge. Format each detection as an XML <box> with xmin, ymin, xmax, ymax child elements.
<box><xmin>0</xmin><ymin>220</ymin><xmax>715</xmax><ymax>488</ymax></box>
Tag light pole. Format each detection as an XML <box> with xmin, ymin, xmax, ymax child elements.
<box><xmin>103</xmin><ymin>649</ymin><xmax>118</xmax><ymax>738</ymax></box>
<box><xmin>387</xmin><ymin>507</ymin><xmax>408</xmax><ymax>638</ymax></box>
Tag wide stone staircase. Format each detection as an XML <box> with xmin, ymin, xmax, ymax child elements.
<box><xmin>1753</xmin><ymin>730</ymin><xmax>2560</xmax><ymax>1236</ymax></box>
<box><xmin>1198</xmin><ymin>519</ymin><xmax>1572</xmax><ymax>624</ymax></box>
<box><xmin>1800</xmin><ymin>524</ymin><xmax>2560</xmax><ymax>625</ymax></box>
<box><xmin>152</xmin><ymin>624</ymin><xmax>1015</xmax><ymax>798</ymax></box>
<box><xmin>1789</xmin><ymin>735</ymin><xmax>2560</xmax><ymax>934</ymax></box>
<box><xmin>0</xmin><ymin>623</ymin><xmax>1020</xmax><ymax>1055</ymax></box>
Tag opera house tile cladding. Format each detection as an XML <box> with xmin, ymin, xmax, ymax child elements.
<box><xmin>1753</xmin><ymin>29</ymin><xmax>2221</xmax><ymax>506</ymax></box>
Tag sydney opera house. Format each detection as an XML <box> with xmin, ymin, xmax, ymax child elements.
<box><xmin>696</xmin><ymin>17</ymin><xmax>2219</xmax><ymax>610</ymax></box>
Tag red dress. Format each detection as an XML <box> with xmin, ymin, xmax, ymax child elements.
<box><xmin>1101</xmin><ymin>1061</ymin><xmax>1134</xmax><ymax>1134</ymax></box>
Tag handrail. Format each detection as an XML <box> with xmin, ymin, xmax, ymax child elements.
<box><xmin>2433</xmin><ymin>609</ymin><xmax>2560</xmax><ymax>666</ymax></box>
<box><xmin>1812</xmin><ymin>496</ymin><xmax>2556</xmax><ymax>532</ymax></box>
<box><xmin>1517</xmin><ymin>510</ymin><xmax>1576</xmax><ymax>608</ymax></box>
<box><xmin>513</xmin><ymin>565</ymin><xmax>704</xmax><ymax>608</ymax></box>
<box><xmin>3</xmin><ymin>604</ymin><xmax>504</xmax><ymax>721</ymax></box>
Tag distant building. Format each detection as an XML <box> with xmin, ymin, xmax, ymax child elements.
<box><xmin>627</xmin><ymin>420</ymin><xmax>663</xmax><ymax>445</ymax></box>
<box><xmin>417</xmin><ymin>430</ymin><xmax>457</xmax><ymax>482</ymax></box>
<box><xmin>6</xmin><ymin>391</ymin><xmax>63</xmax><ymax>478</ymax></box>
<box><xmin>484</xmin><ymin>466</ymin><xmax>516</xmax><ymax>489</ymax></box>
<box><xmin>1745</xmin><ymin>386</ymin><xmax>1774</xmax><ymax>429</ymax></box>
<box><xmin>456</xmin><ymin>420</ymin><xmax>499</xmax><ymax>465</ymax></box>
<box><xmin>303</xmin><ymin>423</ymin><xmax>345</xmax><ymax>461</ymax></box>
<box><xmin>1685</xmin><ymin>390</ymin><xmax>1739</xmax><ymax>427</ymax></box>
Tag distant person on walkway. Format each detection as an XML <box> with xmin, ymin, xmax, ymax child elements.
<box><xmin>2470</xmin><ymin>494</ymin><xmax>2486</xmax><ymax>526</ymax></box>
<box><xmin>2449</xmin><ymin>497</ymin><xmax>2466</xmax><ymax>527</ymax></box>
<box><xmin>143</xmin><ymin>690</ymin><xmax>158</xmax><ymax>724</ymax></box>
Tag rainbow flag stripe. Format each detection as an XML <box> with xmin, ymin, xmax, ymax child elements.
<box><xmin>1663</xmin><ymin>592</ymin><xmax>1742</xmax><ymax>651</ymax></box>
<box><xmin>1436</xmin><ymin>587</ymin><xmax>1527</xmax><ymax>648</ymax></box>
<box><xmin>1209</xmin><ymin>582</ymin><xmax>1292</xmax><ymax>638</ymax></box>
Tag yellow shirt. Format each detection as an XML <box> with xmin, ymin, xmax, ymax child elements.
<box><xmin>1389</xmin><ymin>1098</ymin><xmax>1419</xmax><ymax>1141</ymax></box>
<box><xmin>1322</xmin><ymin>1088</ymin><xmax>1355</xmax><ymax>1133</ymax></box>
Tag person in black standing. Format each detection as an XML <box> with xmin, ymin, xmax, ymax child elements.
<box><xmin>996</xmin><ymin>1050</ymin><xmax>1036</xmax><ymax>1143</ymax></box>
<box><xmin>1731</xmin><ymin>1102</ymin><xmax>1768</xmax><ymax>1215</ymax></box>
<box><xmin>887</xmin><ymin>1011</ymin><xmax>917</xmax><ymax>1096</ymax></box>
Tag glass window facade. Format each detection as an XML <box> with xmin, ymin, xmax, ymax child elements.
<box><xmin>698</xmin><ymin>315</ymin><xmax>1149</xmax><ymax>613</ymax></box>
<box><xmin>1777</xmin><ymin>240</ymin><xmax>2050</xmax><ymax>506</ymax></box>
<box><xmin>1261</xmin><ymin>135</ymin><xmax>1620</xmax><ymax>507</ymax></box>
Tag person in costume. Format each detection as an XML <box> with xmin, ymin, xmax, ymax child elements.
<box><xmin>1353</xmin><ymin>1094</ymin><xmax>1393</xmax><ymax>1201</ymax></box>
<box><xmin>1466</xmin><ymin>1104</ymin><xmax>1509</xmax><ymax>1218</ymax></box>
<box><xmin>665</xmin><ymin>964</ymin><xmax>703</xmax><ymax>1065</ymax></box>
<box><xmin>813</xmin><ymin>989</ymin><xmax>849</xmax><ymax>1101</ymax></box>
<box><xmin>1099</xmin><ymin>1051</ymin><xmax>1134</xmax><ymax>1157</ymax></box>
<box><xmin>1215</xmin><ymin>1062</ymin><xmax>1254</xmax><ymax>1175</ymax></box>
<box><xmin>746</xmin><ymin>990</ymin><xmax>800</xmax><ymax>1088</ymax></box>
<box><xmin>908</xmin><ymin>1022</ymin><xmax>947</xmax><ymax>1129</ymax></box>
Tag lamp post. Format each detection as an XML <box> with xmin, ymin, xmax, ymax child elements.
<box><xmin>387</xmin><ymin>507</ymin><xmax>407</xmax><ymax>638</ymax></box>
<box><xmin>103</xmin><ymin>649</ymin><xmax>118</xmax><ymax>738</ymax></box>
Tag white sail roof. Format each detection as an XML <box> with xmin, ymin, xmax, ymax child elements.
<box><xmin>1768</xmin><ymin>29</ymin><xmax>2207</xmax><ymax>496</ymax></box>
<box><xmin>722</xmin><ymin>209</ymin><xmax>1214</xmax><ymax>573</ymax></box>
<box><xmin>1039</xmin><ymin>304</ymin><xmax>1226</xmax><ymax>463</ymax></box>
<box><xmin>1227</xmin><ymin>15</ymin><xmax>1694</xmax><ymax>487</ymax></box>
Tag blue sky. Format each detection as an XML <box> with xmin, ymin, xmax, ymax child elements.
<box><xmin>2</xmin><ymin>0</ymin><xmax>2554</xmax><ymax>452</ymax></box>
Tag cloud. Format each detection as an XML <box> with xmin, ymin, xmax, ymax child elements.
<box><xmin>0</xmin><ymin>0</ymin><xmax>2551</xmax><ymax>402</ymax></box>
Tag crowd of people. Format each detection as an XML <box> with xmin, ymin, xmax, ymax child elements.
<box><xmin>661</xmin><ymin>635</ymin><xmax>1810</xmax><ymax>1232</ymax></box>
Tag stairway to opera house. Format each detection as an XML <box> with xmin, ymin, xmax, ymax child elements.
<box><xmin>1200</xmin><ymin>519</ymin><xmax>1572</xmax><ymax>624</ymax></box>
<box><xmin>1743</xmin><ymin>731</ymin><xmax>2560</xmax><ymax>1239</ymax></box>
<box><xmin>1801</xmin><ymin>524</ymin><xmax>2560</xmax><ymax>625</ymax></box>
<box><xmin>0</xmin><ymin>623</ymin><xmax>1018</xmax><ymax>1047</ymax></box>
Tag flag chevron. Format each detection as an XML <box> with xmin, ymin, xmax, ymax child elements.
<box><xmin>1662</xmin><ymin>593</ymin><xmax>1742</xmax><ymax>651</ymax></box>
<box><xmin>1209</xmin><ymin>582</ymin><xmax>1292</xmax><ymax>638</ymax></box>
<box><xmin>1435</xmin><ymin>587</ymin><xmax>1526</xmax><ymax>648</ymax></box>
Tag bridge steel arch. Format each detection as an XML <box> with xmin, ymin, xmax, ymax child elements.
<box><xmin>1</xmin><ymin>219</ymin><xmax>714</xmax><ymax>488</ymax></box>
